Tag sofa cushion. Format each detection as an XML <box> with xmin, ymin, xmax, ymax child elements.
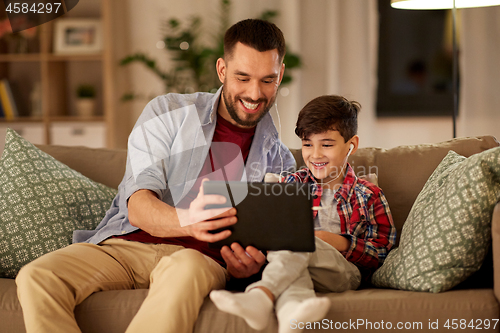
<box><xmin>35</xmin><ymin>144</ymin><xmax>127</xmax><ymax>190</ymax></box>
<box><xmin>2</xmin><ymin>276</ymin><xmax>497</xmax><ymax>333</ymax></box>
<box><xmin>193</xmin><ymin>288</ymin><xmax>499</xmax><ymax>333</ymax></box>
<box><xmin>0</xmin><ymin>129</ymin><xmax>117</xmax><ymax>278</ymax></box>
<box><xmin>372</xmin><ymin>148</ymin><xmax>500</xmax><ymax>293</ymax></box>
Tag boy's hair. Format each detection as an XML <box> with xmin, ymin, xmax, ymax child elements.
<box><xmin>224</xmin><ymin>19</ymin><xmax>286</xmax><ymax>62</ymax></box>
<box><xmin>295</xmin><ymin>95</ymin><xmax>360</xmax><ymax>142</ymax></box>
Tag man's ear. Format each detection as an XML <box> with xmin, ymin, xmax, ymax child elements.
<box><xmin>216</xmin><ymin>58</ymin><xmax>226</xmax><ymax>84</ymax></box>
<box><xmin>278</xmin><ymin>63</ymin><xmax>285</xmax><ymax>85</ymax></box>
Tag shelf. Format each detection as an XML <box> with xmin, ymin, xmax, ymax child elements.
<box><xmin>0</xmin><ymin>53</ymin><xmax>105</xmax><ymax>63</ymax></box>
<box><xmin>49</xmin><ymin>116</ymin><xmax>105</xmax><ymax>122</ymax></box>
<box><xmin>0</xmin><ymin>54</ymin><xmax>42</xmax><ymax>62</ymax></box>
<box><xmin>0</xmin><ymin>117</ymin><xmax>43</xmax><ymax>123</ymax></box>
<box><xmin>46</xmin><ymin>54</ymin><xmax>103</xmax><ymax>62</ymax></box>
<box><xmin>0</xmin><ymin>0</ymin><xmax>128</xmax><ymax>149</ymax></box>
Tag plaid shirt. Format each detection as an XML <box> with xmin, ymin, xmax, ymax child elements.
<box><xmin>284</xmin><ymin>165</ymin><xmax>396</xmax><ymax>273</ymax></box>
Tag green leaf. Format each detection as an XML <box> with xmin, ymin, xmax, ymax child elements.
<box><xmin>260</xmin><ymin>10</ymin><xmax>278</xmax><ymax>21</ymax></box>
<box><xmin>284</xmin><ymin>53</ymin><xmax>302</xmax><ymax>70</ymax></box>
<box><xmin>120</xmin><ymin>0</ymin><xmax>303</xmax><ymax>96</ymax></box>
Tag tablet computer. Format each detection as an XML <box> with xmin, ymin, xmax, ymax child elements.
<box><xmin>203</xmin><ymin>181</ymin><xmax>315</xmax><ymax>252</ymax></box>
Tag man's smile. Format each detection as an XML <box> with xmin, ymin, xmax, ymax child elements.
<box><xmin>240</xmin><ymin>99</ymin><xmax>261</xmax><ymax>113</ymax></box>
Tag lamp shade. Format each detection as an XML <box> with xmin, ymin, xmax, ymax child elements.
<box><xmin>391</xmin><ymin>0</ymin><xmax>500</xmax><ymax>9</ymax></box>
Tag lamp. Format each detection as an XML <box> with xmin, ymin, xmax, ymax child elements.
<box><xmin>391</xmin><ymin>0</ymin><xmax>500</xmax><ymax>138</ymax></box>
<box><xmin>391</xmin><ymin>0</ymin><xmax>500</xmax><ymax>9</ymax></box>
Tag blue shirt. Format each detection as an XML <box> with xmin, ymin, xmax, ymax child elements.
<box><xmin>73</xmin><ymin>87</ymin><xmax>295</xmax><ymax>244</ymax></box>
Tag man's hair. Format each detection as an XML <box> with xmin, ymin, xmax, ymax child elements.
<box><xmin>224</xmin><ymin>19</ymin><xmax>286</xmax><ymax>62</ymax></box>
<box><xmin>295</xmin><ymin>95</ymin><xmax>360</xmax><ymax>142</ymax></box>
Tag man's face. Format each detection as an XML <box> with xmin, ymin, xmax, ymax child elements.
<box><xmin>216</xmin><ymin>42</ymin><xmax>285</xmax><ymax>128</ymax></box>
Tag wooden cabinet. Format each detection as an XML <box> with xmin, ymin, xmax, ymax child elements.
<box><xmin>0</xmin><ymin>0</ymin><xmax>129</xmax><ymax>149</ymax></box>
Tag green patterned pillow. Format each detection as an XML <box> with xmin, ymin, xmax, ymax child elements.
<box><xmin>0</xmin><ymin>129</ymin><xmax>117</xmax><ymax>278</ymax></box>
<box><xmin>372</xmin><ymin>148</ymin><xmax>500</xmax><ymax>293</ymax></box>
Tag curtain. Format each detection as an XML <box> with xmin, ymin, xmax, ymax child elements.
<box><xmin>125</xmin><ymin>1</ymin><xmax>500</xmax><ymax>148</ymax></box>
<box><xmin>275</xmin><ymin>0</ymin><xmax>379</xmax><ymax>148</ymax></box>
<box><xmin>279</xmin><ymin>1</ymin><xmax>500</xmax><ymax>148</ymax></box>
<box><xmin>458</xmin><ymin>6</ymin><xmax>500</xmax><ymax>140</ymax></box>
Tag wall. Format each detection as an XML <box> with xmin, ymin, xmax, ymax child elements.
<box><xmin>122</xmin><ymin>0</ymin><xmax>500</xmax><ymax>150</ymax></box>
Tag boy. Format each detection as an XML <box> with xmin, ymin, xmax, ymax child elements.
<box><xmin>210</xmin><ymin>95</ymin><xmax>396</xmax><ymax>333</ymax></box>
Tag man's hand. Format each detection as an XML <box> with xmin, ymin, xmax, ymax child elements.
<box><xmin>184</xmin><ymin>179</ymin><xmax>238</xmax><ymax>243</ymax></box>
<box><xmin>221</xmin><ymin>243</ymin><xmax>266</xmax><ymax>279</ymax></box>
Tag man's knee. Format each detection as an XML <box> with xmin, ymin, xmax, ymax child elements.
<box><xmin>157</xmin><ymin>249</ymin><xmax>210</xmax><ymax>273</ymax></box>
<box><xmin>16</xmin><ymin>260</ymin><xmax>37</xmax><ymax>288</ymax></box>
<box><xmin>153</xmin><ymin>249</ymin><xmax>225</xmax><ymax>286</ymax></box>
<box><xmin>16</xmin><ymin>255</ymin><xmax>52</xmax><ymax>286</ymax></box>
<box><xmin>15</xmin><ymin>256</ymin><xmax>61</xmax><ymax>303</ymax></box>
<box><xmin>16</xmin><ymin>244</ymin><xmax>89</xmax><ymax>290</ymax></box>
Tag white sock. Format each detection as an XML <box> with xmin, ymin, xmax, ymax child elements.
<box><xmin>278</xmin><ymin>297</ymin><xmax>331</xmax><ymax>333</ymax></box>
<box><xmin>210</xmin><ymin>288</ymin><xmax>274</xmax><ymax>330</ymax></box>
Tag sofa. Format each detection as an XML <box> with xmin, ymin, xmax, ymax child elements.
<box><xmin>1</xmin><ymin>135</ymin><xmax>499</xmax><ymax>333</ymax></box>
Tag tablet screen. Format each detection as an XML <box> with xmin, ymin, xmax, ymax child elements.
<box><xmin>203</xmin><ymin>181</ymin><xmax>315</xmax><ymax>252</ymax></box>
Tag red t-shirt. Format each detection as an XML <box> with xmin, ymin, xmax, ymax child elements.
<box><xmin>115</xmin><ymin>114</ymin><xmax>255</xmax><ymax>266</ymax></box>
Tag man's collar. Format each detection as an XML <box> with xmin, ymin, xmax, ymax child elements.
<box><xmin>204</xmin><ymin>86</ymin><xmax>223</xmax><ymax>125</ymax></box>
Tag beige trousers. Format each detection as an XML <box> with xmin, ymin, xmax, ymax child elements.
<box><xmin>15</xmin><ymin>238</ymin><xmax>227</xmax><ymax>333</ymax></box>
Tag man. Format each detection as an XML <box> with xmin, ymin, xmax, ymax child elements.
<box><xmin>16</xmin><ymin>19</ymin><xmax>295</xmax><ymax>333</ymax></box>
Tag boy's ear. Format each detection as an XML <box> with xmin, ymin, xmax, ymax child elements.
<box><xmin>348</xmin><ymin>135</ymin><xmax>360</xmax><ymax>155</ymax></box>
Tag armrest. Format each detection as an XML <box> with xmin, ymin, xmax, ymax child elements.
<box><xmin>492</xmin><ymin>202</ymin><xmax>500</xmax><ymax>302</ymax></box>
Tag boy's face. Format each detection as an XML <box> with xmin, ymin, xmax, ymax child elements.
<box><xmin>301</xmin><ymin>130</ymin><xmax>357</xmax><ymax>189</ymax></box>
<box><xmin>216</xmin><ymin>42</ymin><xmax>285</xmax><ymax>128</ymax></box>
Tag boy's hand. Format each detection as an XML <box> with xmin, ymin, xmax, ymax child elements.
<box><xmin>221</xmin><ymin>243</ymin><xmax>266</xmax><ymax>279</ymax></box>
<box><xmin>315</xmin><ymin>230</ymin><xmax>351</xmax><ymax>252</ymax></box>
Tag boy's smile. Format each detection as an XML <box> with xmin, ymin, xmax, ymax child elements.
<box><xmin>302</xmin><ymin>130</ymin><xmax>357</xmax><ymax>189</ymax></box>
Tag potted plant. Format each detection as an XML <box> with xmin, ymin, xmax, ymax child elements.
<box><xmin>75</xmin><ymin>84</ymin><xmax>96</xmax><ymax>117</ymax></box>
<box><xmin>120</xmin><ymin>0</ymin><xmax>301</xmax><ymax>100</ymax></box>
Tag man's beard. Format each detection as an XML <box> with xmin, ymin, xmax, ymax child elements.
<box><xmin>222</xmin><ymin>85</ymin><xmax>275</xmax><ymax>128</ymax></box>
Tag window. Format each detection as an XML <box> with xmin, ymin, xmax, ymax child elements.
<box><xmin>377</xmin><ymin>0</ymin><xmax>455</xmax><ymax>117</ymax></box>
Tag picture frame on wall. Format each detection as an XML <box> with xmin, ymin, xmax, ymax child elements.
<box><xmin>53</xmin><ymin>19</ymin><xmax>103</xmax><ymax>55</ymax></box>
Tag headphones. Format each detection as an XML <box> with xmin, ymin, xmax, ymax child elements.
<box><xmin>347</xmin><ymin>143</ymin><xmax>354</xmax><ymax>156</ymax></box>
